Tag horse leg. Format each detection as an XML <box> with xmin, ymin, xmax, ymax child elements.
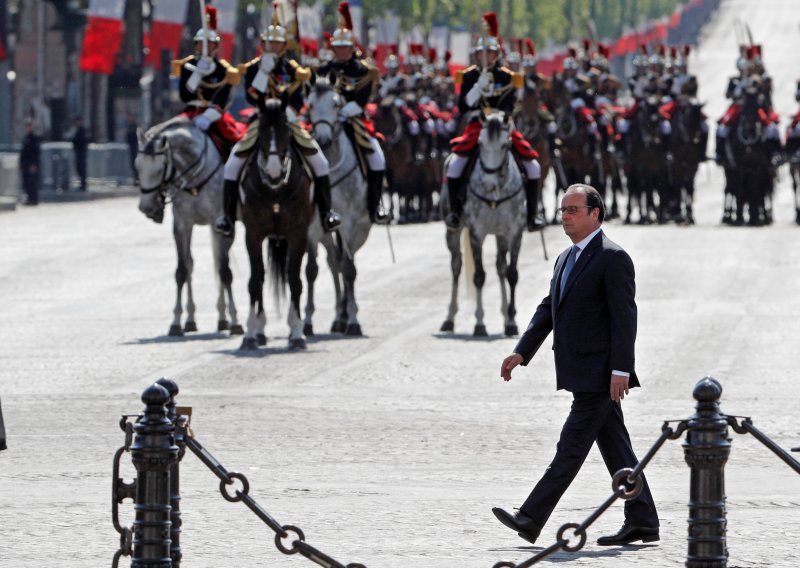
<box><xmin>471</xmin><ymin>232</ymin><xmax>488</xmax><ymax>337</ymax></box>
<box><xmin>495</xmin><ymin>235</ymin><xmax>515</xmax><ymax>337</ymax></box>
<box><xmin>178</xmin><ymin>224</ymin><xmax>197</xmax><ymax>332</ymax></box>
<box><xmin>342</xmin><ymin>254</ymin><xmax>362</xmax><ymax>336</ymax></box>
<box><xmin>793</xmin><ymin>167</ymin><xmax>800</xmax><ymax>224</ymax></box>
<box><xmin>505</xmin><ymin>231</ymin><xmax>523</xmax><ymax>337</ymax></box>
<box><xmin>325</xmin><ymin>239</ymin><xmax>346</xmax><ymax>333</ymax></box>
<box><xmin>440</xmin><ymin>228</ymin><xmax>461</xmax><ymax>332</ymax></box>
<box><xmin>168</xmin><ymin>223</ymin><xmax>190</xmax><ymax>336</ymax></box>
<box><xmin>241</xmin><ymin>232</ymin><xmax>266</xmax><ymax>350</ymax></box>
<box><xmin>287</xmin><ymin>239</ymin><xmax>307</xmax><ymax>350</ymax></box>
<box><xmin>213</xmin><ymin>231</ymin><xmax>243</xmax><ymax>335</ymax></box>
<box><xmin>304</xmin><ymin>241</ymin><xmax>319</xmax><ymax>336</ymax></box>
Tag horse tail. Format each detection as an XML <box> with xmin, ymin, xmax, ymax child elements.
<box><xmin>267</xmin><ymin>237</ymin><xmax>288</xmax><ymax>306</ymax></box>
<box><xmin>462</xmin><ymin>228</ymin><xmax>476</xmax><ymax>299</ymax></box>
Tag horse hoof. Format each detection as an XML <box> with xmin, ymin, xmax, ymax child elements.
<box><xmin>473</xmin><ymin>324</ymin><xmax>488</xmax><ymax>337</ymax></box>
<box><xmin>504</xmin><ymin>324</ymin><xmax>519</xmax><ymax>337</ymax></box>
<box><xmin>289</xmin><ymin>337</ymin><xmax>307</xmax><ymax>350</ymax></box>
<box><xmin>257</xmin><ymin>334</ymin><xmax>268</xmax><ymax>346</ymax></box>
<box><xmin>330</xmin><ymin>321</ymin><xmax>346</xmax><ymax>334</ymax></box>
<box><xmin>184</xmin><ymin>321</ymin><xmax>198</xmax><ymax>333</ymax></box>
<box><xmin>440</xmin><ymin>320</ymin><xmax>454</xmax><ymax>332</ymax></box>
<box><xmin>229</xmin><ymin>324</ymin><xmax>244</xmax><ymax>335</ymax></box>
<box><xmin>240</xmin><ymin>337</ymin><xmax>258</xmax><ymax>350</ymax></box>
<box><xmin>217</xmin><ymin>319</ymin><xmax>230</xmax><ymax>332</ymax></box>
<box><xmin>303</xmin><ymin>323</ymin><xmax>314</xmax><ymax>337</ymax></box>
<box><xmin>168</xmin><ymin>325</ymin><xmax>183</xmax><ymax>337</ymax></box>
<box><xmin>345</xmin><ymin>323</ymin><xmax>363</xmax><ymax>336</ymax></box>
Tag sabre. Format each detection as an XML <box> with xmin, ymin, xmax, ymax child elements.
<box><xmin>385</xmin><ymin>223</ymin><xmax>396</xmax><ymax>264</ymax></box>
<box><xmin>552</xmin><ymin>151</ymin><xmax>569</xmax><ymax>190</ymax></box>
<box><xmin>199</xmin><ymin>0</ymin><xmax>209</xmax><ymax>57</ymax></box>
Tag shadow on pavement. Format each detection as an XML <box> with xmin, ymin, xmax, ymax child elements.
<box><xmin>431</xmin><ymin>332</ymin><xmax>511</xmax><ymax>342</ymax></box>
<box><xmin>126</xmin><ymin>332</ymin><xmax>233</xmax><ymax>344</ymax></box>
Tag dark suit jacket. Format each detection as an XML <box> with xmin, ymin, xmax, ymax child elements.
<box><xmin>514</xmin><ymin>230</ymin><xmax>639</xmax><ymax>393</ymax></box>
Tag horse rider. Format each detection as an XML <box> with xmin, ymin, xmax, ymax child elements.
<box><xmin>520</xmin><ymin>39</ymin><xmax>558</xmax><ymax>156</ymax></box>
<box><xmin>560</xmin><ymin>48</ymin><xmax>603</xmax><ymax>160</ymax></box>
<box><xmin>213</xmin><ymin>7</ymin><xmax>341</xmax><ymax>237</ymax></box>
<box><xmin>172</xmin><ymin>6</ymin><xmax>243</xmax><ymax>161</ymax></box>
<box><xmin>785</xmin><ymin>80</ymin><xmax>800</xmax><ymax>160</ymax></box>
<box><xmin>377</xmin><ymin>45</ymin><xmax>426</xmax><ymax>160</ymax></box>
<box><xmin>316</xmin><ymin>1</ymin><xmax>390</xmax><ymax>224</ymax></box>
<box><xmin>444</xmin><ymin>13</ymin><xmax>543</xmax><ymax>233</ymax></box>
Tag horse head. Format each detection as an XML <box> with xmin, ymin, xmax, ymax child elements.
<box><xmin>307</xmin><ymin>77</ymin><xmax>341</xmax><ymax>149</ymax></box>
<box><xmin>478</xmin><ymin>111</ymin><xmax>511</xmax><ymax>179</ymax></box>
<box><xmin>676</xmin><ymin>98</ymin><xmax>705</xmax><ymax>144</ymax></box>
<box><xmin>736</xmin><ymin>84</ymin><xmax>764</xmax><ymax>146</ymax></box>
<box><xmin>636</xmin><ymin>95</ymin><xmax>663</xmax><ymax>147</ymax></box>
<box><xmin>257</xmin><ymin>97</ymin><xmax>292</xmax><ymax>188</ymax></box>
<box><xmin>136</xmin><ymin>131</ymin><xmax>172</xmax><ymax>223</ymax></box>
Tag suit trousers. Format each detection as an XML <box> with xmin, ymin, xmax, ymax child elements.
<box><xmin>520</xmin><ymin>392</ymin><xmax>658</xmax><ymax>529</ymax></box>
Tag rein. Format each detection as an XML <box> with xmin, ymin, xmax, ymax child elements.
<box><xmin>139</xmin><ymin>133</ymin><xmax>219</xmax><ymax>198</ymax></box>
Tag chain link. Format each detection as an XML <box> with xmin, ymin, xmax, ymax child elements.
<box><xmin>184</xmin><ymin>434</ymin><xmax>364</xmax><ymax>567</ymax></box>
<box><xmin>111</xmin><ymin>416</ymin><xmax>137</xmax><ymax>566</ymax></box>
<box><xmin>493</xmin><ymin>422</ymin><xmax>684</xmax><ymax>567</ymax></box>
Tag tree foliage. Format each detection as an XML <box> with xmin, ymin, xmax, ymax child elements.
<box><xmin>310</xmin><ymin>0</ymin><xmax>683</xmax><ymax>45</ymax></box>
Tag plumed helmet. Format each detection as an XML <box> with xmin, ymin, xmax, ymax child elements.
<box><xmin>261</xmin><ymin>3</ymin><xmax>286</xmax><ymax>43</ymax></box>
<box><xmin>522</xmin><ymin>38</ymin><xmax>537</xmax><ymax>68</ymax></box>
<box><xmin>474</xmin><ymin>12</ymin><xmax>500</xmax><ymax>52</ymax></box>
<box><xmin>194</xmin><ymin>6</ymin><xmax>221</xmax><ymax>43</ymax></box>
<box><xmin>331</xmin><ymin>2</ymin><xmax>356</xmax><ymax>47</ymax></box>
<box><xmin>385</xmin><ymin>44</ymin><xmax>399</xmax><ymax>70</ymax></box>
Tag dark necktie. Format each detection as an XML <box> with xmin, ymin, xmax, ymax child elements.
<box><xmin>559</xmin><ymin>245</ymin><xmax>579</xmax><ymax>299</ymax></box>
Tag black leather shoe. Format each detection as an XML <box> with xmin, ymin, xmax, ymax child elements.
<box><xmin>214</xmin><ymin>215</ymin><xmax>234</xmax><ymax>237</ymax></box>
<box><xmin>492</xmin><ymin>507</ymin><xmax>541</xmax><ymax>544</ymax></box>
<box><xmin>322</xmin><ymin>211</ymin><xmax>341</xmax><ymax>233</ymax></box>
<box><xmin>597</xmin><ymin>523</ymin><xmax>659</xmax><ymax>546</ymax></box>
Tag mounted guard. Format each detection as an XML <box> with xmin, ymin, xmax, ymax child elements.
<box><xmin>213</xmin><ymin>3</ymin><xmax>341</xmax><ymax>237</ymax></box>
<box><xmin>316</xmin><ymin>1</ymin><xmax>390</xmax><ymax>224</ymax></box>
<box><xmin>171</xmin><ymin>5</ymin><xmax>244</xmax><ymax>161</ymax></box>
<box><xmin>444</xmin><ymin>12</ymin><xmax>544</xmax><ymax>232</ymax></box>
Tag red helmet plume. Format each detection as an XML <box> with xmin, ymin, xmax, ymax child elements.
<box><xmin>482</xmin><ymin>12</ymin><xmax>498</xmax><ymax>38</ymax></box>
<box><xmin>338</xmin><ymin>2</ymin><xmax>353</xmax><ymax>31</ymax></box>
<box><xmin>525</xmin><ymin>38</ymin><xmax>536</xmax><ymax>56</ymax></box>
<box><xmin>205</xmin><ymin>6</ymin><xmax>218</xmax><ymax>31</ymax></box>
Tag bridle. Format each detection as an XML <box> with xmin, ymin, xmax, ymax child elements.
<box><xmin>138</xmin><ymin>133</ymin><xmax>221</xmax><ymax>201</ymax></box>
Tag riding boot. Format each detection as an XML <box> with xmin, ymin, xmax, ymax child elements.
<box><xmin>214</xmin><ymin>179</ymin><xmax>239</xmax><ymax>237</ymax></box>
<box><xmin>314</xmin><ymin>175</ymin><xmax>341</xmax><ymax>233</ymax></box>
<box><xmin>444</xmin><ymin>176</ymin><xmax>464</xmax><ymax>229</ymax></box>
<box><xmin>547</xmin><ymin>131</ymin><xmax>558</xmax><ymax>157</ymax></box>
<box><xmin>714</xmin><ymin>135</ymin><xmax>726</xmax><ymax>165</ymax></box>
<box><xmin>525</xmin><ymin>178</ymin><xmax>546</xmax><ymax>232</ymax></box>
<box><xmin>699</xmin><ymin>128</ymin><xmax>709</xmax><ymax>161</ymax></box>
<box><xmin>588</xmin><ymin>132</ymin><xmax>599</xmax><ymax>160</ymax></box>
<box><xmin>367</xmin><ymin>170</ymin><xmax>391</xmax><ymax>224</ymax></box>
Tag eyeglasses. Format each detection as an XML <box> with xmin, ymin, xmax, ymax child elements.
<box><xmin>557</xmin><ymin>205</ymin><xmax>593</xmax><ymax>215</ymax></box>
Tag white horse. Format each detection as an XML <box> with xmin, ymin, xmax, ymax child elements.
<box><xmin>305</xmin><ymin>78</ymin><xmax>372</xmax><ymax>336</ymax></box>
<box><xmin>440</xmin><ymin>111</ymin><xmax>527</xmax><ymax>336</ymax></box>
<box><xmin>136</xmin><ymin>116</ymin><xmax>242</xmax><ymax>337</ymax></box>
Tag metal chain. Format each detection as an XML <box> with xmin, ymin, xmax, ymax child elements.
<box><xmin>725</xmin><ymin>415</ymin><xmax>800</xmax><ymax>475</ymax></box>
<box><xmin>184</xmin><ymin>435</ymin><xmax>365</xmax><ymax>568</ymax></box>
<box><xmin>111</xmin><ymin>415</ymin><xmax>138</xmax><ymax>567</ymax></box>
<box><xmin>493</xmin><ymin>421</ymin><xmax>687</xmax><ymax>567</ymax></box>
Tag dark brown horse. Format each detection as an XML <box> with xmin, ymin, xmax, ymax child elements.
<box><xmin>624</xmin><ymin>96</ymin><xmax>667</xmax><ymax>224</ymax></box>
<box><xmin>373</xmin><ymin>97</ymin><xmax>436</xmax><ymax>223</ymax></box>
<box><xmin>513</xmin><ymin>78</ymin><xmax>552</xmax><ymax>219</ymax></box>
<box><xmin>239</xmin><ymin>98</ymin><xmax>314</xmax><ymax>350</ymax></box>
<box><xmin>669</xmin><ymin>98</ymin><xmax>708</xmax><ymax>224</ymax></box>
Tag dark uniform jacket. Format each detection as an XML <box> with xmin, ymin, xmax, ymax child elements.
<box><xmin>173</xmin><ymin>55</ymin><xmax>239</xmax><ymax>110</ymax></box>
<box><xmin>316</xmin><ymin>56</ymin><xmax>380</xmax><ymax>108</ymax></box>
<box><xmin>513</xmin><ymin>230</ymin><xmax>640</xmax><ymax>393</ymax></box>
<box><xmin>456</xmin><ymin>62</ymin><xmax>522</xmax><ymax>115</ymax></box>
<box><xmin>239</xmin><ymin>55</ymin><xmax>311</xmax><ymax>112</ymax></box>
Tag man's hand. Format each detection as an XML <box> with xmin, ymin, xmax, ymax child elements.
<box><xmin>610</xmin><ymin>373</ymin><xmax>629</xmax><ymax>402</ymax></box>
<box><xmin>259</xmin><ymin>53</ymin><xmax>276</xmax><ymax>74</ymax></box>
<box><xmin>500</xmin><ymin>353</ymin><xmax>524</xmax><ymax>382</ymax></box>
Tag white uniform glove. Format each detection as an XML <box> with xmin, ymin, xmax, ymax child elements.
<box><xmin>465</xmin><ymin>73</ymin><xmax>492</xmax><ymax>108</ymax></box>
<box><xmin>260</xmin><ymin>53</ymin><xmax>276</xmax><ymax>74</ymax></box>
<box><xmin>339</xmin><ymin>101</ymin><xmax>363</xmax><ymax>122</ymax></box>
<box><xmin>196</xmin><ymin>56</ymin><xmax>217</xmax><ymax>77</ymax></box>
<box><xmin>193</xmin><ymin>107</ymin><xmax>221</xmax><ymax>131</ymax></box>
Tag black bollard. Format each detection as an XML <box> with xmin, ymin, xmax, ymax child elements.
<box><xmin>131</xmin><ymin>383</ymin><xmax>179</xmax><ymax>568</ymax></box>
<box><xmin>683</xmin><ymin>377</ymin><xmax>730</xmax><ymax>568</ymax></box>
<box><xmin>155</xmin><ymin>377</ymin><xmax>183</xmax><ymax>567</ymax></box>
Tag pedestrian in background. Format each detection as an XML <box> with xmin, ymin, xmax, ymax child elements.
<box><xmin>125</xmin><ymin>113</ymin><xmax>139</xmax><ymax>185</ymax></box>
<box><xmin>493</xmin><ymin>183</ymin><xmax>660</xmax><ymax>547</ymax></box>
<box><xmin>67</xmin><ymin>115</ymin><xmax>89</xmax><ymax>191</ymax></box>
<box><xmin>20</xmin><ymin>119</ymin><xmax>41</xmax><ymax>206</ymax></box>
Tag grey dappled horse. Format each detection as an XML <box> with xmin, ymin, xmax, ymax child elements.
<box><xmin>136</xmin><ymin>116</ymin><xmax>242</xmax><ymax>337</ymax></box>
<box><xmin>440</xmin><ymin>111</ymin><xmax>526</xmax><ymax>337</ymax></box>
<box><xmin>305</xmin><ymin>78</ymin><xmax>372</xmax><ymax>336</ymax></box>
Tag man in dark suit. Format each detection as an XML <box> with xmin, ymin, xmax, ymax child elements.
<box><xmin>493</xmin><ymin>183</ymin><xmax>659</xmax><ymax>546</ymax></box>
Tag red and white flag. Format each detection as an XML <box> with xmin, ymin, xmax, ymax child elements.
<box><xmin>214</xmin><ymin>0</ymin><xmax>238</xmax><ymax>61</ymax></box>
<box><xmin>79</xmin><ymin>0</ymin><xmax>126</xmax><ymax>74</ymax></box>
<box><xmin>145</xmin><ymin>0</ymin><xmax>189</xmax><ymax>70</ymax></box>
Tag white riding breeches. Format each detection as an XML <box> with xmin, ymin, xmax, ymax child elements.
<box><xmin>407</xmin><ymin>120</ymin><xmax>420</xmax><ymax>136</ymax></box>
<box><xmin>366</xmin><ymin>135</ymin><xmax>386</xmax><ymax>171</ymax></box>
<box><xmin>224</xmin><ymin>136</ymin><xmax>330</xmax><ymax>182</ymax></box>
<box><xmin>446</xmin><ymin>154</ymin><xmax>541</xmax><ymax>180</ymax></box>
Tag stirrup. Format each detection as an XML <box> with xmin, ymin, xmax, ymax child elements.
<box><xmin>214</xmin><ymin>216</ymin><xmax>234</xmax><ymax>237</ymax></box>
<box><xmin>322</xmin><ymin>211</ymin><xmax>342</xmax><ymax>233</ymax></box>
<box><xmin>444</xmin><ymin>212</ymin><xmax>461</xmax><ymax>229</ymax></box>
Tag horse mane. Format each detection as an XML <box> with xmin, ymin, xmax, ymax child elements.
<box><xmin>313</xmin><ymin>76</ymin><xmax>333</xmax><ymax>96</ymax></box>
<box><xmin>141</xmin><ymin>116</ymin><xmax>194</xmax><ymax>153</ymax></box>
<box><xmin>485</xmin><ymin>113</ymin><xmax>504</xmax><ymax>139</ymax></box>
